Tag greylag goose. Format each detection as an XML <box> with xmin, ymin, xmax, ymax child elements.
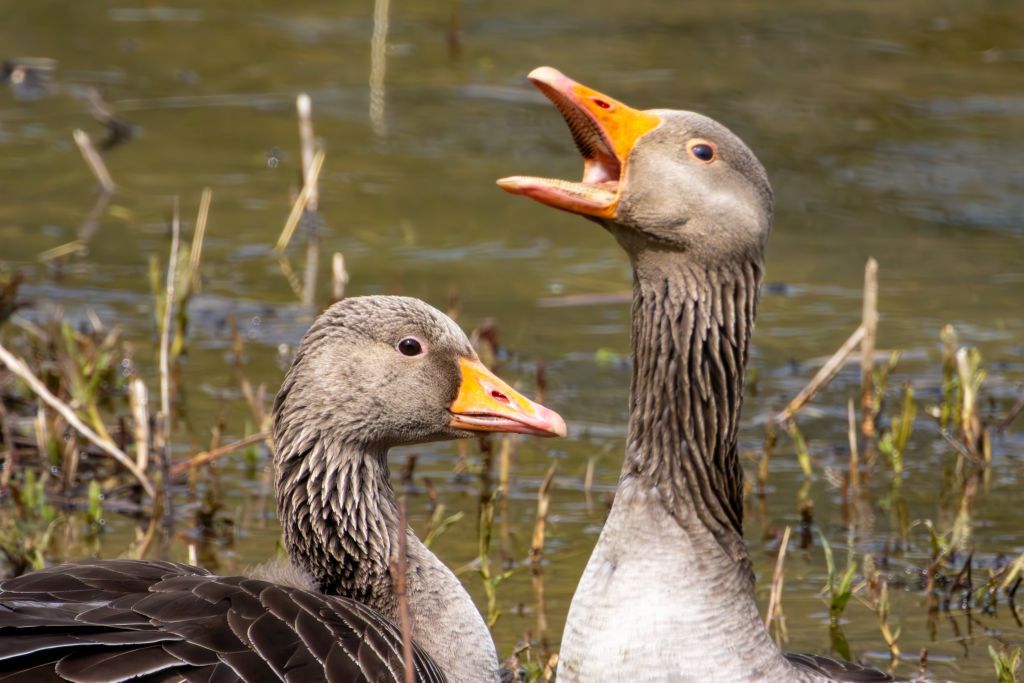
<box><xmin>499</xmin><ymin>67</ymin><xmax>898</xmax><ymax>682</ymax></box>
<box><xmin>0</xmin><ymin>295</ymin><xmax>566</xmax><ymax>683</ymax></box>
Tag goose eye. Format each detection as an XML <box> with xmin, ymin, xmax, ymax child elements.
<box><xmin>397</xmin><ymin>338</ymin><xmax>423</xmax><ymax>356</ymax></box>
<box><xmin>687</xmin><ymin>140</ymin><xmax>716</xmax><ymax>163</ymax></box>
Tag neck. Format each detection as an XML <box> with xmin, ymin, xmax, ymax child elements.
<box><xmin>273</xmin><ymin>436</ymin><xmax>499</xmax><ymax>681</ymax></box>
<box><xmin>275</xmin><ymin>439</ymin><xmax>396</xmax><ymax>601</ymax></box>
<box><xmin>626</xmin><ymin>250</ymin><xmax>761</xmax><ymax>571</ymax></box>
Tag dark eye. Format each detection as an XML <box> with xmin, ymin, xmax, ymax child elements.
<box><xmin>687</xmin><ymin>140</ymin><xmax>716</xmax><ymax>163</ymax></box>
<box><xmin>397</xmin><ymin>338</ymin><xmax>423</xmax><ymax>356</ymax></box>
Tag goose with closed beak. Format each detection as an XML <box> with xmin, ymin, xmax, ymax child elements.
<box><xmin>499</xmin><ymin>67</ymin><xmax>898</xmax><ymax>682</ymax></box>
<box><xmin>0</xmin><ymin>295</ymin><xmax>565</xmax><ymax>683</ymax></box>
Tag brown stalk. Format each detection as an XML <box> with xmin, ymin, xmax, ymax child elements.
<box><xmin>126</xmin><ymin>513</ymin><xmax>160</xmax><ymax>560</ymax></box>
<box><xmin>497</xmin><ymin>435</ymin><xmax>514</xmax><ymax>564</ymax></box>
<box><xmin>61</xmin><ymin>433</ymin><xmax>80</xmax><ymax>494</ymax></box>
<box><xmin>296</xmin><ymin>94</ymin><xmax>323</xmax><ymax>308</ymax></box>
<box><xmin>583</xmin><ymin>456</ymin><xmax>595</xmax><ymax>513</ymax></box>
<box><xmin>530</xmin><ymin>464</ymin><xmax>557</xmax><ymax>657</ymax></box>
<box><xmin>128</xmin><ymin>377</ymin><xmax>150</xmax><ymax>472</ymax></box>
<box><xmin>860</xmin><ymin>258</ymin><xmax>879</xmax><ymax>438</ymax></box>
<box><xmin>477</xmin><ymin>434</ymin><xmax>495</xmax><ymax>508</ymax></box>
<box><xmin>777</xmin><ymin>325</ymin><xmax>866</xmax><ymax>423</ymax></box>
<box><xmin>390</xmin><ymin>496</ymin><xmax>415</xmax><ymax>683</ymax></box>
<box><xmin>302</xmin><ymin>230</ymin><xmax>319</xmax><ymax>309</ymax></box>
<box><xmin>955</xmin><ymin>348</ymin><xmax>982</xmax><ymax>456</ymax></box>
<box><xmin>239</xmin><ymin>379</ymin><xmax>270</xmax><ymax>433</ymax></box>
<box><xmin>296</xmin><ymin>94</ymin><xmax>319</xmax><ymax>213</ymax></box>
<box><xmin>72</xmin><ymin>128</ymin><xmax>115</xmax><ymax>193</ymax></box>
<box><xmin>38</xmin><ymin>241</ymin><xmax>87</xmax><ymax>262</ymax></box>
<box><xmin>847</xmin><ymin>398</ymin><xmax>859</xmax><ymax>491</ymax></box>
<box><xmin>169</xmin><ymin>431</ymin><xmax>271</xmax><ymax>477</ymax></box>
<box><xmin>331</xmin><ymin>252</ymin><xmax>349</xmax><ymax>302</ymax></box>
<box><xmin>369</xmin><ymin>0</ymin><xmax>390</xmax><ymax>138</ymax></box>
<box><xmin>276</xmin><ymin>254</ymin><xmax>305</xmax><ymax>300</ymax></box>
<box><xmin>189</xmin><ymin>188</ymin><xmax>212</xmax><ymax>293</ymax></box>
<box><xmin>446</xmin><ymin>1</ymin><xmax>462</xmax><ymax>61</ymax></box>
<box><xmin>400</xmin><ymin>453</ymin><xmax>417</xmax><ymax>489</ymax></box>
<box><xmin>996</xmin><ymin>393</ymin><xmax>1024</xmax><ymax>432</ymax></box>
<box><xmin>538</xmin><ymin>291</ymin><xmax>632</xmax><ymax>308</ymax></box>
<box><xmin>0</xmin><ymin>402</ymin><xmax>15</xmax><ymax>491</ymax></box>
<box><xmin>156</xmin><ymin>200</ymin><xmax>182</xmax><ymax>516</ymax></box>
<box><xmin>757</xmin><ymin>416</ymin><xmax>777</xmax><ymax>495</ymax></box>
<box><xmin>765</xmin><ymin>525</ymin><xmax>792</xmax><ymax>640</ymax></box>
<box><xmin>77</xmin><ymin>189</ymin><xmax>113</xmax><ymax>245</ymax></box>
<box><xmin>32</xmin><ymin>401</ymin><xmax>50</xmax><ymax>464</ymax></box>
<box><xmin>275</xmin><ymin>148</ymin><xmax>325</xmax><ymax>252</ymax></box>
<box><xmin>447</xmin><ymin>286</ymin><xmax>460</xmax><ymax>322</ymax></box>
<box><xmin>535</xmin><ymin>358</ymin><xmax>547</xmax><ymax>405</ymax></box>
<box><xmin>542</xmin><ymin>653</ymin><xmax>559</xmax><ymax>681</ymax></box>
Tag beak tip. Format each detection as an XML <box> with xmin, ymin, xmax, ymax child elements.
<box><xmin>551</xmin><ymin>415</ymin><xmax>568</xmax><ymax>438</ymax></box>
<box><xmin>495</xmin><ymin>176</ymin><xmax>529</xmax><ymax>197</ymax></box>
<box><xmin>527</xmin><ymin>66</ymin><xmax>568</xmax><ymax>88</ymax></box>
<box><xmin>534</xmin><ymin>405</ymin><xmax>567</xmax><ymax>438</ymax></box>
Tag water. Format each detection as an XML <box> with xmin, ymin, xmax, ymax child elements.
<box><xmin>2</xmin><ymin>1</ymin><xmax>1023</xmax><ymax>679</ymax></box>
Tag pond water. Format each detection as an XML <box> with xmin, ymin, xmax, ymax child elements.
<box><xmin>2</xmin><ymin>0</ymin><xmax>1023</xmax><ymax>680</ymax></box>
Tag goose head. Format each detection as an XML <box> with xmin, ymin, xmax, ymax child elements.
<box><xmin>498</xmin><ymin>66</ymin><xmax>774</xmax><ymax>268</ymax></box>
<box><xmin>274</xmin><ymin>295</ymin><xmax>565</xmax><ymax>453</ymax></box>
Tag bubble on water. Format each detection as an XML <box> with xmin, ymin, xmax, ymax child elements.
<box><xmin>266</xmin><ymin>147</ymin><xmax>284</xmax><ymax>169</ymax></box>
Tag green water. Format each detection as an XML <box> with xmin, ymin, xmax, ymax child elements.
<box><xmin>2</xmin><ymin>0</ymin><xmax>1023</xmax><ymax>680</ymax></box>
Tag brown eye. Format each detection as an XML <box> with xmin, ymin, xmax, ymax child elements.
<box><xmin>687</xmin><ymin>139</ymin><xmax>716</xmax><ymax>163</ymax></box>
<box><xmin>397</xmin><ymin>338</ymin><xmax>423</xmax><ymax>356</ymax></box>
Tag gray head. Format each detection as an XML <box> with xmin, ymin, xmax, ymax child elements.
<box><xmin>498</xmin><ymin>67</ymin><xmax>773</xmax><ymax>269</ymax></box>
<box><xmin>273</xmin><ymin>295</ymin><xmax>565</xmax><ymax>454</ymax></box>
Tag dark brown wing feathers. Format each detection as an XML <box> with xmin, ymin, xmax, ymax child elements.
<box><xmin>785</xmin><ymin>652</ymin><xmax>906</xmax><ymax>682</ymax></box>
<box><xmin>0</xmin><ymin>559</ymin><xmax>446</xmax><ymax>683</ymax></box>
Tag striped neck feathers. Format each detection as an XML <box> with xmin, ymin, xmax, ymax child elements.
<box><xmin>625</xmin><ymin>255</ymin><xmax>762</xmax><ymax>565</ymax></box>
<box><xmin>274</xmin><ymin>430</ymin><xmax>398</xmax><ymax>605</ymax></box>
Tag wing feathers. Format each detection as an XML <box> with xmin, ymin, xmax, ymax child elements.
<box><xmin>54</xmin><ymin>644</ymin><xmax>182</xmax><ymax>683</ymax></box>
<box><xmin>785</xmin><ymin>652</ymin><xmax>903</xmax><ymax>681</ymax></box>
<box><xmin>0</xmin><ymin>560</ymin><xmax>447</xmax><ymax>683</ymax></box>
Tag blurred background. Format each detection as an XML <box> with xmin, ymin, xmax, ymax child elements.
<box><xmin>1</xmin><ymin>0</ymin><xmax>1023</xmax><ymax>680</ymax></box>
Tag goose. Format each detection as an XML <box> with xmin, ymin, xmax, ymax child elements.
<box><xmin>0</xmin><ymin>295</ymin><xmax>566</xmax><ymax>683</ymax></box>
<box><xmin>499</xmin><ymin>67</ymin><xmax>898</xmax><ymax>682</ymax></box>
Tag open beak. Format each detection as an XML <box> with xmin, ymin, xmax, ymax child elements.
<box><xmin>449</xmin><ymin>357</ymin><xmax>567</xmax><ymax>438</ymax></box>
<box><xmin>497</xmin><ymin>66</ymin><xmax>661</xmax><ymax>220</ymax></box>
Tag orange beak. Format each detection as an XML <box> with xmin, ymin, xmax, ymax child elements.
<box><xmin>497</xmin><ymin>66</ymin><xmax>661</xmax><ymax>219</ymax></box>
<box><xmin>449</xmin><ymin>357</ymin><xmax>566</xmax><ymax>438</ymax></box>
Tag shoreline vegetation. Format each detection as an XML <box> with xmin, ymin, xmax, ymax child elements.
<box><xmin>1</xmin><ymin>90</ymin><xmax>1022</xmax><ymax>682</ymax></box>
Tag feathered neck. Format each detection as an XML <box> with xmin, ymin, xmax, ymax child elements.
<box><xmin>274</xmin><ymin>435</ymin><xmax>397</xmax><ymax>603</ymax></box>
<box><xmin>625</xmin><ymin>251</ymin><xmax>762</xmax><ymax>567</ymax></box>
<box><xmin>270</xmin><ymin>416</ymin><xmax>501</xmax><ymax>681</ymax></box>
